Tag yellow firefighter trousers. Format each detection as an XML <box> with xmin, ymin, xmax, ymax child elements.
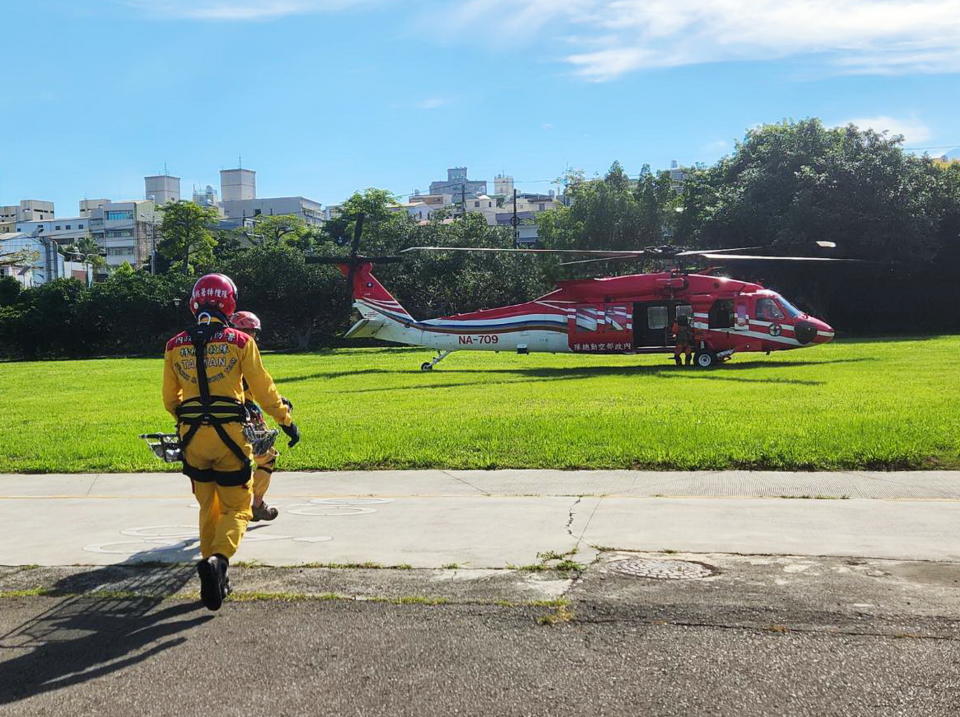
<box><xmin>253</xmin><ymin>447</ymin><xmax>278</xmax><ymax>501</ymax></box>
<box><xmin>182</xmin><ymin>423</ymin><xmax>254</xmax><ymax>560</ymax></box>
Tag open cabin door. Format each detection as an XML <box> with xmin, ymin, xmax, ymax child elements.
<box><xmin>632</xmin><ymin>302</ymin><xmax>693</xmax><ymax>348</ymax></box>
<box><xmin>568</xmin><ymin>304</ymin><xmax>633</xmax><ymax>353</ymax></box>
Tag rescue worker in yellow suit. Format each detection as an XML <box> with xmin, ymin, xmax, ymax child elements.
<box><xmin>163</xmin><ymin>273</ymin><xmax>300</xmax><ymax>611</ymax></box>
<box><xmin>230</xmin><ymin>310</ymin><xmax>286</xmax><ymax>522</ymax></box>
<box><xmin>672</xmin><ymin>313</ymin><xmax>695</xmax><ymax>367</ymax></box>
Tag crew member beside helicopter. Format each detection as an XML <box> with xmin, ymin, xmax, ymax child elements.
<box><xmin>672</xmin><ymin>314</ymin><xmax>695</xmax><ymax>367</ymax></box>
<box><xmin>230</xmin><ymin>310</ymin><xmax>288</xmax><ymax>523</ymax></box>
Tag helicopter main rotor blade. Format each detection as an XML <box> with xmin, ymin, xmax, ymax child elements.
<box><xmin>674</xmin><ymin>246</ymin><xmax>764</xmax><ymax>257</ymax></box>
<box><xmin>306</xmin><ymin>255</ymin><xmax>403</xmax><ymax>264</ymax></box>
<box><xmin>558</xmin><ymin>255</ymin><xmax>650</xmax><ymax>267</ymax></box>
<box><xmin>400</xmin><ymin>246</ymin><xmax>650</xmax><ymax>256</ymax></box>
<box><xmin>696</xmin><ymin>253</ymin><xmax>867</xmax><ymax>262</ymax></box>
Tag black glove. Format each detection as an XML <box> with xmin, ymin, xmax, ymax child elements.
<box><xmin>281</xmin><ymin>397</ymin><xmax>294</xmax><ymax>412</ymax></box>
<box><xmin>281</xmin><ymin>422</ymin><xmax>301</xmax><ymax>447</ymax></box>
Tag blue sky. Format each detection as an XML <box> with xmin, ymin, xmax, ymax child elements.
<box><xmin>3</xmin><ymin>0</ymin><xmax>959</xmax><ymax>215</ymax></box>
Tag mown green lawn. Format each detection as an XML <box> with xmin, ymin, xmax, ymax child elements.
<box><xmin>2</xmin><ymin>337</ymin><xmax>958</xmax><ymax>472</ymax></box>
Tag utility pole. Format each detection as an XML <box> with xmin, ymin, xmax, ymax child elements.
<box><xmin>460</xmin><ymin>183</ymin><xmax>466</xmax><ymax>218</ymax></box>
<box><xmin>512</xmin><ymin>188</ymin><xmax>519</xmax><ymax>247</ymax></box>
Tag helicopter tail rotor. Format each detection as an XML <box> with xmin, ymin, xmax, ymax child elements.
<box><xmin>305</xmin><ymin>213</ymin><xmax>407</xmax><ymax>316</ymax></box>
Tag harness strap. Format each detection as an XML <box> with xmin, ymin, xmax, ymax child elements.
<box><xmin>177</xmin><ymin>324</ymin><xmax>251</xmax><ymax>473</ymax></box>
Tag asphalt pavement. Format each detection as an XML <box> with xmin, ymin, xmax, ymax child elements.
<box><xmin>1</xmin><ymin>470</ymin><xmax>959</xmax><ymax>715</ymax></box>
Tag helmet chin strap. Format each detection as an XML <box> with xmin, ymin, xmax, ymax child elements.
<box><xmin>194</xmin><ymin>307</ymin><xmax>229</xmax><ymax>325</ymax></box>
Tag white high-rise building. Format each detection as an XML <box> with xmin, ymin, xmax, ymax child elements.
<box><xmin>0</xmin><ymin>200</ymin><xmax>54</xmax><ymax>232</ymax></box>
<box><xmin>145</xmin><ymin>174</ymin><xmax>181</xmax><ymax>205</ymax></box>
<box><xmin>220</xmin><ymin>168</ymin><xmax>256</xmax><ymax>202</ymax></box>
<box><xmin>494</xmin><ymin>174</ymin><xmax>514</xmax><ymax>197</ymax></box>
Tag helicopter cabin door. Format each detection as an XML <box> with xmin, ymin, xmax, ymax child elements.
<box><xmin>632</xmin><ymin>302</ymin><xmax>693</xmax><ymax>348</ymax></box>
<box><xmin>567</xmin><ymin>304</ymin><xmax>633</xmax><ymax>353</ymax></box>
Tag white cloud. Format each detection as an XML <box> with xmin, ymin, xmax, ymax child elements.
<box><xmin>128</xmin><ymin>0</ymin><xmax>375</xmax><ymax>21</ymax></box>
<box><xmin>837</xmin><ymin>116</ymin><xmax>933</xmax><ymax>144</ymax></box>
<box><xmin>450</xmin><ymin>0</ymin><xmax>960</xmax><ymax>80</ymax></box>
<box><xmin>702</xmin><ymin>139</ymin><xmax>731</xmax><ymax>154</ymax></box>
<box><xmin>416</xmin><ymin>97</ymin><xmax>449</xmax><ymax>110</ymax></box>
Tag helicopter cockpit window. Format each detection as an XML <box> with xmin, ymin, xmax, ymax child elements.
<box><xmin>647</xmin><ymin>306</ymin><xmax>668</xmax><ymax>330</ymax></box>
<box><xmin>756</xmin><ymin>298</ymin><xmax>785</xmax><ymax>321</ymax></box>
<box><xmin>773</xmin><ymin>294</ymin><xmax>805</xmax><ymax>319</ymax></box>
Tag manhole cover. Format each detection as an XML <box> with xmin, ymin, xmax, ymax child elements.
<box><xmin>610</xmin><ymin>558</ymin><xmax>716</xmax><ymax>580</ymax></box>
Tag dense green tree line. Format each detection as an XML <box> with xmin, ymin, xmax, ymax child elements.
<box><xmin>2</xmin><ymin>118</ymin><xmax>959</xmax><ymax>358</ymax></box>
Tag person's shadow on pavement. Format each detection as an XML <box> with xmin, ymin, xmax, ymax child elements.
<box><xmin>0</xmin><ymin>541</ymin><xmax>212</xmax><ymax>706</ymax></box>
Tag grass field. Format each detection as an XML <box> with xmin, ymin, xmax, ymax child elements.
<box><xmin>2</xmin><ymin>337</ymin><xmax>959</xmax><ymax>473</ymax></box>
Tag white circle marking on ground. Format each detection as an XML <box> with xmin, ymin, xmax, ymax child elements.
<box><xmin>310</xmin><ymin>498</ymin><xmax>394</xmax><ymax>506</ymax></box>
<box><xmin>293</xmin><ymin>536</ymin><xmax>334</xmax><ymax>543</ymax></box>
<box><xmin>84</xmin><ymin>539</ymin><xmax>184</xmax><ymax>555</ymax></box>
<box><xmin>286</xmin><ymin>504</ymin><xmax>377</xmax><ymax>517</ymax></box>
<box><xmin>121</xmin><ymin>525</ymin><xmax>197</xmax><ymax>538</ymax></box>
<box><xmin>241</xmin><ymin>533</ymin><xmax>292</xmax><ymax>542</ymax></box>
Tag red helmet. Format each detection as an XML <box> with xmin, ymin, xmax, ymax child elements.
<box><xmin>230</xmin><ymin>310</ymin><xmax>261</xmax><ymax>331</ymax></box>
<box><xmin>190</xmin><ymin>273</ymin><xmax>238</xmax><ymax>317</ymax></box>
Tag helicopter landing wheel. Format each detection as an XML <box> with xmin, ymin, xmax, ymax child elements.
<box><xmin>420</xmin><ymin>362</ymin><xmax>433</xmax><ymax>372</ymax></box>
<box><xmin>694</xmin><ymin>350</ymin><xmax>717</xmax><ymax>369</ymax></box>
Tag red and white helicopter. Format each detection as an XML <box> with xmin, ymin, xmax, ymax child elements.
<box><xmin>311</xmin><ymin>218</ymin><xmax>849</xmax><ymax>370</ymax></box>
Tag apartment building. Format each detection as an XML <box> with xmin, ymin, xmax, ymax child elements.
<box><xmin>88</xmin><ymin>200</ymin><xmax>156</xmax><ymax>268</ymax></box>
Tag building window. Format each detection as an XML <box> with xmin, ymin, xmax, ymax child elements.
<box><xmin>55</xmin><ymin>226</ymin><xmax>61</xmax><ymax>230</ymax></box>
<box><xmin>65</xmin><ymin>225</ymin><xmax>71</xmax><ymax>230</ymax></box>
<box><xmin>79</xmin><ymin>224</ymin><xmax>84</xmax><ymax>228</ymax></box>
<box><xmin>106</xmin><ymin>210</ymin><xmax>134</xmax><ymax>221</ymax></box>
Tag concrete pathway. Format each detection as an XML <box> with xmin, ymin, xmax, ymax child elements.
<box><xmin>2</xmin><ymin>470</ymin><xmax>959</xmax><ymax>567</ymax></box>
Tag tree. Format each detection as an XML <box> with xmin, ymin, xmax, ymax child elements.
<box><xmin>244</xmin><ymin>214</ymin><xmax>318</xmax><ymax>249</ymax></box>
<box><xmin>157</xmin><ymin>201</ymin><xmax>220</xmax><ymax>274</ymax></box>
<box><xmin>536</xmin><ymin>162</ymin><xmax>680</xmax><ymax>255</ymax></box>
<box><xmin>64</xmin><ymin>236</ymin><xmax>106</xmax><ymax>273</ymax></box>
<box><xmin>221</xmin><ymin>244</ymin><xmax>348</xmax><ymax>351</ymax></box>
<box><xmin>699</xmin><ymin>119</ymin><xmax>939</xmax><ymax>260</ymax></box>
<box><xmin>0</xmin><ymin>275</ymin><xmax>21</xmax><ymax>306</ymax></box>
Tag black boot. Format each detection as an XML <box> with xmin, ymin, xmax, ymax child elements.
<box><xmin>674</xmin><ymin>355</ymin><xmax>682</xmax><ymax>367</ymax></box>
<box><xmin>197</xmin><ymin>554</ymin><xmax>229</xmax><ymax>611</ymax></box>
<box><xmin>685</xmin><ymin>355</ymin><xmax>692</xmax><ymax>366</ymax></box>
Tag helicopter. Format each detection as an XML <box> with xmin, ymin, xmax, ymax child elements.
<box><xmin>309</xmin><ymin>217</ymin><xmax>852</xmax><ymax>370</ymax></box>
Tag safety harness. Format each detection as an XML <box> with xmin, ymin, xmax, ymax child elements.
<box><xmin>175</xmin><ymin>322</ymin><xmax>251</xmax><ymax>485</ymax></box>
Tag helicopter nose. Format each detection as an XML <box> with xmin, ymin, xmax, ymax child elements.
<box><xmin>811</xmin><ymin>318</ymin><xmax>834</xmax><ymax>344</ymax></box>
<box><xmin>795</xmin><ymin>318</ymin><xmax>834</xmax><ymax>345</ymax></box>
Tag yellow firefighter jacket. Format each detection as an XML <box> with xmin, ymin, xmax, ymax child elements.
<box><xmin>162</xmin><ymin>320</ymin><xmax>292</xmax><ymax>428</ymax></box>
